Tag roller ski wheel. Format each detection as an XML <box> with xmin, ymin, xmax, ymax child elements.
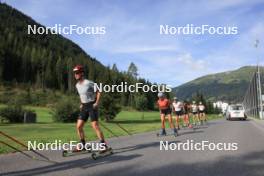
<box><xmin>91</xmin><ymin>147</ymin><xmax>113</xmax><ymax>160</ymax></box>
<box><xmin>62</xmin><ymin>147</ymin><xmax>92</xmax><ymax>157</ymax></box>
<box><xmin>156</xmin><ymin>133</ymin><xmax>167</xmax><ymax>137</ymax></box>
<box><xmin>188</xmin><ymin>124</ymin><xmax>195</xmax><ymax>130</ymax></box>
<box><xmin>173</xmin><ymin>132</ymin><xmax>178</xmax><ymax>137</ymax></box>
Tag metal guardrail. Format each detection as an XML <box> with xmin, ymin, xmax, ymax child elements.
<box><xmin>242</xmin><ymin>66</ymin><xmax>264</xmax><ymax>119</ymax></box>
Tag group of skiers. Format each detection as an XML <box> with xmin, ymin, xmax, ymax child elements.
<box><xmin>72</xmin><ymin>64</ymin><xmax>208</xmax><ymax>151</ymax></box>
<box><xmin>156</xmin><ymin>92</ymin><xmax>207</xmax><ymax>136</ymax></box>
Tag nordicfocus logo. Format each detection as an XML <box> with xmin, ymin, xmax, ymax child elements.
<box><xmin>27</xmin><ymin>140</ymin><xmax>106</xmax><ymax>151</ymax></box>
<box><xmin>27</xmin><ymin>24</ymin><xmax>106</xmax><ymax>35</ymax></box>
<box><xmin>95</xmin><ymin>82</ymin><xmax>172</xmax><ymax>93</ymax></box>
<box><xmin>160</xmin><ymin>24</ymin><xmax>238</xmax><ymax>35</ymax></box>
<box><xmin>160</xmin><ymin>140</ymin><xmax>238</xmax><ymax>151</ymax></box>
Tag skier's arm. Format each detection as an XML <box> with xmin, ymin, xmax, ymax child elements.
<box><xmin>93</xmin><ymin>91</ymin><xmax>101</xmax><ymax>108</ymax></box>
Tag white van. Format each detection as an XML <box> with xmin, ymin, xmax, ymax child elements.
<box><xmin>226</xmin><ymin>104</ymin><xmax>247</xmax><ymax>120</ymax></box>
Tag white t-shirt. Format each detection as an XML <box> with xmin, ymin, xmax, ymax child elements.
<box><xmin>191</xmin><ymin>104</ymin><xmax>198</xmax><ymax>112</ymax></box>
<box><xmin>172</xmin><ymin>101</ymin><xmax>182</xmax><ymax>112</ymax></box>
<box><xmin>198</xmin><ymin>105</ymin><xmax>205</xmax><ymax>111</ymax></box>
<box><xmin>76</xmin><ymin>79</ymin><xmax>96</xmax><ymax>103</ymax></box>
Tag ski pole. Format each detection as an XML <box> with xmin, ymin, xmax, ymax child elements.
<box><xmin>99</xmin><ymin>122</ymin><xmax>118</xmax><ymax>138</ymax></box>
<box><xmin>0</xmin><ymin>140</ymin><xmax>33</xmax><ymax>159</ymax></box>
<box><xmin>115</xmin><ymin>123</ymin><xmax>132</xmax><ymax>136</ymax></box>
<box><xmin>0</xmin><ymin>131</ymin><xmax>50</xmax><ymax>161</ymax></box>
<box><xmin>0</xmin><ymin>141</ymin><xmax>57</xmax><ymax>163</ymax></box>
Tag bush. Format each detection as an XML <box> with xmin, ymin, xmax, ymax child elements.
<box><xmin>52</xmin><ymin>98</ymin><xmax>79</xmax><ymax>122</ymax></box>
<box><xmin>0</xmin><ymin>104</ymin><xmax>27</xmax><ymax>123</ymax></box>
<box><xmin>30</xmin><ymin>90</ymin><xmax>48</xmax><ymax>106</ymax></box>
<box><xmin>0</xmin><ymin>96</ymin><xmax>36</xmax><ymax>123</ymax></box>
<box><xmin>99</xmin><ymin>92</ymin><xmax>121</xmax><ymax>121</ymax></box>
<box><xmin>134</xmin><ymin>94</ymin><xmax>148</xmax><ymax>111</ymax></box>
<box><xmin>0</xmin><ymin>90</ymin><xmax>16</xmax><ymax>104</ymax></box>
<box><xmin>14</xmin><ymin>91</ymin><xmax>32</xmax><ymax>105</ymax></box>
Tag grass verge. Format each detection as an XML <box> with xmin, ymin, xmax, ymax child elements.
<box><xmin>0</xmin><ymin>106</ymin><xmax>221</xmax><ymax>154</ymax></box>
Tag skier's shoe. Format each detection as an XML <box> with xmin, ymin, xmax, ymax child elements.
<box><xmin>99</xmin><ymin>143</ymin><xmax>111</xmax><ymax>154</ymax></box>
<box><xmin>72</xmin><ymin>141</ymin><xmax>92</xmax><ymax>152</ymax></box>
<box><xmin>157</xmin><ymin>128</ymin><xmax>166</xmax><ymax>136</ymax></box>
<box><xmin>172</xmin><ymin>128</ymin><xmax>178</xmax><ymax>136</ymax></box>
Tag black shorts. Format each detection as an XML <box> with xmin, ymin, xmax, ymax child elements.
<box><xmin>192</xmin><ymin>112</ymin><xmax>198</xmax><ymax>115</ymax></box>
<box><xmin>199</xmin><ymin>110</ymin><xmax>205</xmax><ymax>113</ymax></box>
<box><xmin>175</xmin><ymin>111</ymin><xmax>182</xmax><ymax>116</ymax></box>
<box><xmin>160</xmin><ymin>108</ymin><xmax>171</xmax><ymax>116</ymax></box>
<box><xmin>78</xmin><ymin>103</ymin><xmax>99</xmax><ymax>122</ymax></box>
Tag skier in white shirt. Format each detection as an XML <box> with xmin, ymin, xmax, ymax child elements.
<box><xmin>191</xmin><ymin>101</ymin><xmax>200</xmax><ymax>125</ymax></box>
<box><xmin>73</xmin><ymin>65</ymin><xmax>109</xmax><ymax>153</ymax></box>
<box><xmin>172</xmin><ymin>97</ymin><xmax>183</xmax><ymax>130</ymax></box>
<box><xmin>198</xmin><ymin>102</ymin><xmax>207</xmax><ymax>124</ymax></box>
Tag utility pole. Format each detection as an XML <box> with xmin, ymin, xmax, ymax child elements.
<box><xmin>255</xmin><ymin>39</ymin><xmax>263</xmax><ymax>119</ymax></box>
<box><xmin>257</xmin><ymin>66</ymin><xmax>263</xmax><ymax>119</ymax></box>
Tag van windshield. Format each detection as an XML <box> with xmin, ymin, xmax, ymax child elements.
<box><xmin>230</xmin><ymin>106</ymin><xmax>243</xmax><ymax>110</ymax></box>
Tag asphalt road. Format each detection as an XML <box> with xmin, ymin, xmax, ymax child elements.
<box><xmin>1</xmin><ymin>118</ymin><xmax>264</xmax><ymax>176</ymax></box>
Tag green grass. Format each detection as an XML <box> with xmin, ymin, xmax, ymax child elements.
<box><xmin>0</xmin><ymin>104</ymin><xmax>53</xmax><ymax>123</ymax></box>
<box><xmin>25</xmin><ymin>106</ymin><xmax>53</xmax><ymax>123</ymax></box>
<box><xmin>0</xmin><ymin>106</ymin><xmax>221</xmax><ymax>154</ymax></box>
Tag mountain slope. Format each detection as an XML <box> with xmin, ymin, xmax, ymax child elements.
<box><xmin>172</xmin><ymin>66</ymin><xmax>263</xmax><ymax>102</ymax></box>
<box><xmin>0</xmin><ymin>3</ymin><xmax>158</xmax><ymax>111</ymax></box>
<box><xmin>0</xmin><ymin>2</ymin><xmax>106</xmax><ymax>90</ymax></box>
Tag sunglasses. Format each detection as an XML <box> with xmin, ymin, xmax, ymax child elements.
<box><xmin>74</xmin><ymin>71</ymin><xmax>82</xmax><ymax>75</ymax></box>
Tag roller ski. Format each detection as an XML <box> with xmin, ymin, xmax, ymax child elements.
<box><xmin>182</xmin><ymin>124</ymin><xmax>188</xmax><ymax>129</ymax></box>
<box><xmin>186</xmin><ymin>123</ymin><xmax>195</xmax><ymax>131</ymax></box>
<box><xmin>157</xmin><ymin>128</ymin><xmax>178</xmax><ymax>137</ymax></box>
<box><xmin>62</xmin><ymin>149</ymin><xmax>92</xmax><ymax>157</ymax></box>
<box><xmin>62</xmin><ymin>143</ymin><xmax>92</xmax><ymax>157</ymax></box>
<box><xmin>91</xmin><ymin>147</ymin><xmax>113</xmax><ymax>160</ymax></box>
<box><xmin>192</xmin><ymin>122</ymin><xmax>199</xmax><ymax>129</ymax></box>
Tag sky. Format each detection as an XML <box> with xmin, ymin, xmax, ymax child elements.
<box><xmin>4</xmin><ymin>0</ymin><xmax>264</xmax><ymax>87</ymax></box>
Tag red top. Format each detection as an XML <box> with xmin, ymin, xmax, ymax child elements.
<box><xmin>157</xmin><ymin>98</ymin><xmax>170</xmax><ymax>110</ymax></box>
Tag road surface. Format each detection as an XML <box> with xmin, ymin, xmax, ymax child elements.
<box><xmin>1</xmin><ymin>118</ymin><xmax>264</xmax><ymax>176</ymax></box>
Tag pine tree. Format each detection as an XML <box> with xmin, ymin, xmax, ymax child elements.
<box><xmin>56</xmin><ymin>56</ymin><xmax>64</xmax><ymax>90</ymax></box>
<box><xmin>127</xmin><ymin>62</ymin><xmax>138</xmax><ymax>78</ymax></box>
<box><xmin>112</xmin><ymin>63</ymin><xmax>118</xmax><ymax>72</ymax></box>
<box><xmin>67</xmin><ymin>57</ymin><xmax>73</xmax><ymax>92</ymax></box>
<box><xmin>44</xmin><ymin>52</ymin><xmax>53</xmax><ymax>88</ymax></box>
<box><xmin>22</xmin><ymin>44</ymin><xmax>31</xmax><ymax>81</ymax></box>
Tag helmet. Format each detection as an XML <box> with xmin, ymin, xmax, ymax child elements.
<box><xmin>193</xmin><ymin>101</ymin><xmax>196</xmax><ymax>104</ymax></box>
<box><xmin>73</xmin><ymin>65</ymin><xmax>84</xmax><ymax>72</ymax></box>
<box><xmin>199</xmin><ymin>102</ymin><xmax>202</xmax><ymax>105</ymax></box>
<box><xmin>173</xmin><ymin>97</ymin><xmax>178</xmax><ymax>100</ymax></box>
<box><xmin>158</xmin><ymin>92</ymin><xmax>164</xmax><ymax>98</ymax></box>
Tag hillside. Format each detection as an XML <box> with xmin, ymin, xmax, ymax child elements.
<box><xmin>0</xmin><ymin>3</ymin><xmax>157</xmax><ymax>111</ymax></box>
<box><xmin>172</xmin><ymin>66</ymin><xmax>263</xmax><ymax>102</ymax></box>
<box><xmin>0</xmin><ymin>2</ymin><xmax>107</xmax><ymax>91</ymax></box>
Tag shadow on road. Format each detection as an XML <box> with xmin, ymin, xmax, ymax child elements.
<box><xmin>1</xmin><ymin>140</ymin><xmax>172</xmax><ymax>175</ymax></box>
<box><xmin>113</xmin><ymin>140</ymin><xmax>181</xmax><ymax>155</ymax></box>
<box><xmin>180</xmin><ymin>130</ymin><xmax>204</xmax><ymax>136</ymax></box>
<box><xmin>90</xmin><ymin>149</ymin><xmax>264</xmax><ymax>176</ymax></box>
<box><xmin>2</xmin><ymin>153</ymin><xmax>142</xmax><ymax>176</ymax></box>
